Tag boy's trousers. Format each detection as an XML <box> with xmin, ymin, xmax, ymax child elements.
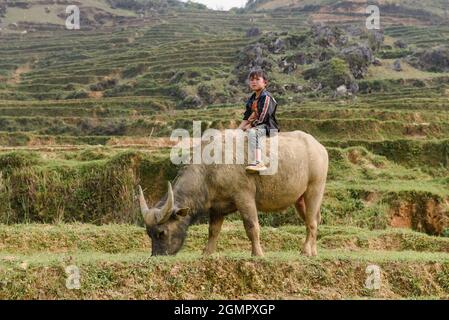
<box><xmin>248</xmin><ymin>124</ymin><xmax>268</xmax><ymax>158</ymax></box>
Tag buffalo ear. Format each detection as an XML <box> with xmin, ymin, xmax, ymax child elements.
<box><xmin>175</xmin><ymin>207</ymin><xmax>190</xmax><ymax>217</ymax></box>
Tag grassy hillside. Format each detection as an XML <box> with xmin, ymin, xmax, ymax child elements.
<box><xmin>0</xmin><ymin>0</ymin><xmax>448</xmax><ymax>299</ymax></box>
<box><xmin>0</xmin><ymin>0</ymin><xmax>206</xmax><ymax>31</ymax></box>
<box><xmin>1</xmin><ymin>223</ymin><xmax>449</xmax><ymax>299</ymax></box>
<box><xmin>0</xmin><ymin>3</ymin><xmax>447</xmax><ymax>231</ymax></box>
<box><xmin>246</xmin><ymin>0</ymin><xmax>449</xmax><ymax>23</ymax></box>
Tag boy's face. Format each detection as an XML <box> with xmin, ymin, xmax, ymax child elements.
<box><xmin>249</xmin><ymin>76</ymin><xmax>267</xmax><ymax>92</ymax></box>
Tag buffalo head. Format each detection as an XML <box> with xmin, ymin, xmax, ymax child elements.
<box><xmin>137</xmin><ymin>182</ymin><xmax>190</xmax><ymax>256</ymax></box>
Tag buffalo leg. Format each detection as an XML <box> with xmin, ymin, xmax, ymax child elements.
<box><xmin>294</xmin><ymin>195</ymin><xmax>306</xmax><ymax>222</ymax></box>
<box><xmin>203</xmin><ymin>213</ymin><xmax>224</xmax><ymax>256</ymax></box>
<box><xmin>236</xmin><ymin>200</ymin><xmax>264</xmax><ymax>257</ymax></box>
<box><xmin>302</xmin><ymin>182</ymin><xmax>325</xmax><ymax>256</ymax></box>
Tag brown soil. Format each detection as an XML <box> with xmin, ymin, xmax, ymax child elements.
<box><xmin>390</xmin><ymin>201</ymin><xmax>413</xmax><ymax>228</ymax></box>
<box><xmin>348</xmin><ymin>149</ymin><xmax>361</xmax><ymax>164</ymax></box>
<box><xmin>106</xmin><ymin>136</ymin><xmax>176</xmax><ymax>148</ymax></box>
<box><xmin>27</xmin><ymin>136</ymin><xmax>56</xmax><ymax>146</ymax></box>
<box><xmin>6</xmin><ymin>63</ymin><xmax>31</xmax><ymax>85</ymax></box>
<box><xmin>404</xmin><ymin>123</ymin><xmax>430</xmax><ymax>138</ymax></box>
<box><xmin>412</xmin><ymin>112</ymin><xmax>424</xmax><ymax>123</ymax></box>
<box><xmin>364</xmin><ymin>192</ymin><xmax>380</xmax><ymax>205</ymax></box>
<box><xmin>389</xmin><ymin>198</ymin><xmax>449</xmax><ymax>235</ymax></box>
<box><xmin>88</xmin><ymin>91</ymin><xmax>103</xmax><ymax>99</ymax></box>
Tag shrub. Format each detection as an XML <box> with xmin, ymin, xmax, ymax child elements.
<box><xmin>65</xmin><ymin>89</ymin><xmax>89</xmax><ymax>100</ymax></box>
<box><xmin>304</xmin><ymin>57</ymin><xmax>354</xmax><ymax>90</ymax></box>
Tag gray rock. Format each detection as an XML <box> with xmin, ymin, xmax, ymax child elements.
<box><xmin>409</xmin><ymin>46</ymin><xmax>449</xmax><ymax>72</ymax></box>
<box><xmin>369</xmin><ymin>30</ymin><xmax>384</xmax><ymax>51</ymax></box>
<box><xmin>283</xmin><ymin>84</ymin><xmax>303</xmax><ymax>93</ymax></box>
<box><xmin>269</xmin><ymin>37</ymin><xmax>286</xmax><ymax>54</ymax></box>
<box><xmin>373</xmin><ymin>58</ymin><xmax>382</xmax><ymax>66</ymax></box>
<box><xmin>336</xmin><ymin>85</ymin><xmax>347</xmax><ymax>96</ymax></box>
<box><xmin>394</xmin><ymin>40</ymin><xmax>408</xmax><ymax>49</ymax></box>
<box><xmin>293</xmin><ymin>85</ymin><xmax>304</xmax><ymax>93</ymax></box>
<box><xmin>287</xmin><ymin>52</ymin><xmax>314</xmax><ymax>65</ymax></box>
<box><xmin>344</xmin><ymin>25</ymin><xmax>364</xmax><ymax>37</ymax></box>
<box><xmin>312</xmin><ymin>24</ymin><xmax>346</xmax><ymax>47</ymax></box>
<box><xmin>182</xmin><ymin>95</ymin><xmax>203</xmax><ymax>108</ymax></box>
<box><xmin>246</xmin><ymin>27</ymin><xmax>261</xmax><ymax>37</ymax></box>
<box><xmin>313</xmin><ymin>82</ymin><xmax>323</xmax><ymax>92</ymax></box>
<box><xmin>349</xmin><ymin>82</ymin><xmax>359</xmax><ymax>94</ymax></box>
<box><xmin>279</xmin><ymin>58</ymin><xmax>296</xmax><ymax>74</ymax></box>
<box><xmin>235</xmin><ymin>43</ymin><xmax>272</xmax><ymax>83</ymax></box>
<box><xmin>392</xmin><ymin>59</ymin><xmax>402</xmax><ymax>71</ymax></box>
<box><xmin>340</xmin><ymin>44</ymin><xmax>374</xmax><ymax>78</ymax></box>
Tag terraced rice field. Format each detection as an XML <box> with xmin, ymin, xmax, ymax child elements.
<box><xmin>0</xmin><ymin>6</ymin><xmax>448</xmax><ymax>299</ymax></box>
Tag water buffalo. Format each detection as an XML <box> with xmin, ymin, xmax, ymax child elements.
<box><xmin>138</xmin><ymin>130</ymin><xmax>328</xmax><ymax>257</ymax></box>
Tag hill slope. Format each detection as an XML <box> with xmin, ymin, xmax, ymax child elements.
<box><xmin>245</xmin><ymin>0</ymin><xmax>449</xmax><ymax>25</ymax></box>
<box><xmin>0</xmin><ymin>1</ymin><xmax>448</xmax><ymax>300</ymax></box>
<box><xmin>0</xmin><ymin>0</ymin><xmax>208</xmax><ymax>31</ymax></box>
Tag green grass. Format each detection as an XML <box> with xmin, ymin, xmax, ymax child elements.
<box><xmin>2</xmin><ymin>223</ymin><xmax>449</xmax><ymax>255</ymax></box>
<box><xmin>0</xmin><ymin>137</ymin><xmax>447</xmax><ymax>228</ymax></box>
<box><xmin>0</xmin><ymin>1</ymin><xmax>448</xmax><ymax>299</ymax></box>
<box><xmin>365</xmin><ymin>59</ymin><xmax>449</xmax><ymax>80</ymax></box>
<box><xmin>1</xmin><ymin>223</ymin><xmax>449</xmax><ymax>299</ymax></box>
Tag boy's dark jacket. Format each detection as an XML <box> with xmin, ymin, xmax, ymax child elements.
<box><xmin>243</xmin><ymin>89</ymin><xmax>279</xmax><ymax>136</ymax></box>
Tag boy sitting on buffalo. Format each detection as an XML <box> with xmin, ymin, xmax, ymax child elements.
<box><xmin>238</xmin><ymin>69</ymin><xmax>280</xmax><ymax>173</ymax></box>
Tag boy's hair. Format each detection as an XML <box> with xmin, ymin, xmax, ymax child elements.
<box><xmin>248</xmin><ymin>69</ymin><xmax>268</xmax><ymax>82</ymax></box>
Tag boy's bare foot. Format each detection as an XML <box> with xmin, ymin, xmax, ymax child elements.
<box><xmin>245</xmin><ymin>162</ymin><xmax>268</xmax><ymax>173</ymax></box>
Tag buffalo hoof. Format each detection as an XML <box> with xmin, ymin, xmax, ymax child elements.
<box><xmin>251</xmin><ymin>250</ymin><xmax>265</xmax><ymax>257</ymax></box>
<box><xmin>302</xmin><ymin>244</ymin><xmax>317</xmax><ymax>257</ymax></box>
<box><xmin>202</xmin><ymin>248</ymin><xmax>216</xmax><ymax>256</ymax></box>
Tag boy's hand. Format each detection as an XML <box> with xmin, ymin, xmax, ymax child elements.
<box><xmin>238</xmin><ymin>120</ymin><xmax>250</xmax><ymax>130</ymax></box>
<box><xmin>251</xmin><ymin>119</ymin><xmax>260</xmax><ymax>126</ymax></box>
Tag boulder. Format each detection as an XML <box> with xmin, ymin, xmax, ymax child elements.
<box><xmin>349</xmin><ymin>82</ymin><xmax>359</xmax><ymax>94</ymax></box>
<box><xmin>279</xmin><ymin>58</ymin><xmax>296</xmax><ymax>74</ymax></box>
<box><xmin>182</xmin><ymin>95</ymin><xmax>203</xmax><ymax>109</ymax></box>
<box><xmin>368</xmin><ymin>30</ymin><xmax>384</xmax><ymax>51</ymax></box>
<box><xmin>336</xmin><ymin>85</ymin><xmax>347</xmax><ymax>96</ymax></box>
<box><xmin>312</xmin><ymin>24</ymin><xmax>346</xmax><ymax>47</ymax></box>
<box><xmin>392</xmin><ymin>59</ymin><xmax>402</xmax><ymax>71</ymax></box>
<box><xmin>340</xmin><ymin>44</ymin><xmax>374</xmax><ymax>79</ymax></box>
<box><xmin>394</xmin><ymin>40</ymin><xmax>408</xmax><ymax>49</ymax></box>
<box><xmin>373</xmin><ymin>58</ymin><xmax>382</xmax><ymax>66</ymax></box>
<box><xmin>410</xmin><ymin>46</ymin><xmax>449</xmax><ymax>72</ymax></box>
<box><xmin>235</xmin><ymin>43</ymin><xmax>272</xmax><ymax>83</ymax></box>
<box><xmin>269</xmin><ymin>37</ymin><xmax>286</xmax><ymax>54</ymax></box>
<box><xmin>246</xmin><ymin>27</ymin><xmax>261</xmax><ymax>37</ymax></box>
